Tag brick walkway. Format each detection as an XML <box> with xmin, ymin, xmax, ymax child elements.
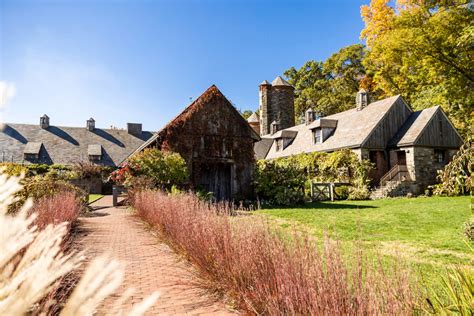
<box><xmin>75</xmin><ymin>196</ymin><xmax>236</xmax><ymax>315</ymax></box>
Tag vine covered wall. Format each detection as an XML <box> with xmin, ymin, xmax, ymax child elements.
<box><xmin>254</xmin><ymin>149</ymin><xmax>374</xmax><ymax>205</ymax></box>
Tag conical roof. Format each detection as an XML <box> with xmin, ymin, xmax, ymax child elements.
<box><xmin>272</xmin><ymin>76</ymin><xmax>292</xmax><ymax>87</ymax></box>
<box><xmin>247</xmin><ymin>112</ymin><xmax>260</xmax><ymax>123</ymax></box>
<box><xmin>259</xmin><ymin>80</ymin><xmax>271</xmax><ymax>86</ymax></box>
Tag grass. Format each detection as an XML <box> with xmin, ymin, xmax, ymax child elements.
<box><xmin>132</xmin><ymin>190</ymin><xmax>416</xmax><ymax>314</ymax></box>
<box><xmin>257</xmin><ymin>196</ymin><xmax>473</xmax><ymax>290</ymax></box>
<box><xmin>88</xmin><ymin>194</ymin><xmax>103</xmax><ymax>204</ymax></box>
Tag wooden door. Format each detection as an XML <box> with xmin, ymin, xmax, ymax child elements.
<box><xmin>199</xmin><ymin>163</ymin><xmax>232</xmax><ymax>200</ymax></box>
<box><xmin>397</xmin><ymin>151</ymin><xmax>407</xmax><ymax>165</ymax></box>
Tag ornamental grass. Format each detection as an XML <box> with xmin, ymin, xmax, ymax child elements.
<box><xmin>132</xmin><ymin>190</ymin><xmax>418</xmax><ymax>315</ymax></box>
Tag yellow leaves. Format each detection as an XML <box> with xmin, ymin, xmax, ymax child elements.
<box><xmin>360</xmin><ymin>0</ymin><xmax>395</xmax><ymax>48</ymax></box>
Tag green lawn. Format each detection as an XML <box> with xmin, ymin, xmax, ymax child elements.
<box><xmin>88</xmin><ymin>194</ymin><xmax>103</xmax><ymax>204</ymax></box>
<box><xmin>257</xmin><ymin>196</ymin><xmax>472</xmax><ymax>287</ymax></box>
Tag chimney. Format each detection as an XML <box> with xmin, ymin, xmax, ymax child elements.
<box><xmin>40</xmin><ymin>114</ymin><xmax>50</xmax><ymax>129</ymax></box>
<box><xmin>86</xmin><ymin>117</ymin><xmax>95</xmax><ymax>131</ymax></box>
<box><xmin>270</xmin><ymin>120</ymin><xmax>279</xmax><ymax>134</ymax></box>
<box><xmin>127</xmin><ymin>123</ymin><xmax>142</xmax><ymax>135</ymax></box>
<box><xmin>356</xmin><ymin>89</ymin><xmax>369</xmax><ymax>111</ymax></box>
<box><xmin>305</xmin><ymin>108</ymin><xmax>316</xmax><ymax>125</ymax></box>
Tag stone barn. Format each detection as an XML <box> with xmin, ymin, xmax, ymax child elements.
<box><xmin>130</xmin><ymin>85</ymin><xmax>260</xmax><ymax>200</ymax></box>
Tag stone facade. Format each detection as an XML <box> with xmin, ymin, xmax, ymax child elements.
<box><xmin>404</xmin><ymin>147</ymin><xmax>457</xmax><ymax>191</ymax></box>
<box><xmin>259</xmin><ymin>77</ymin><xmax>295</xmax><ymax>136</ymax></box>
<box><xmin>136</xmin><ymin>85</ymin><xmax>259</xmax><ymax>200</ymax></box>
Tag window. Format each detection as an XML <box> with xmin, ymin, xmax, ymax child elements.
<box><xmin>313</xmin><ymin>128</ymin><xmax>322</xmax><ymax>144</ymax></box>
<box><xmin>275</xmin><ymin>139</ymin><xmax>283</xmax><ymax>151</ymax></box>
<box><xmin>434</xmin><ymin>150</ymin><xmax>446</xmax><ymax>163</ymax></box>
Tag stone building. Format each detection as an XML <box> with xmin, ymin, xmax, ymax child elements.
<box><xmin>0</xmin><ymin>116</ymin><xmax>153</xmax><ymax>167</ymax></box>
<box><xmin>251</xmin><ymin>82</ymin><xmax>463</xmax><ymax>197</ymax></box>
<box><xmin>130</xmin><ymin>85</ymin><xmax>260</xmax><ymax>200</ymax></box>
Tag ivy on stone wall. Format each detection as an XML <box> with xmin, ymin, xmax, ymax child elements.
<box><xmin>254</xmin><ymin>149</ymin><xmax>374</xmax><ymax>206</ymax></box>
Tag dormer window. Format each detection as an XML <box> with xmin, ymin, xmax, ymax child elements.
<box><xmin>88</xmin><ymin>144</ymin><xmax>102</xmax><ymax>162</ymax></box>
<box><xmin>24</xmin><ymin>142</ymin><xmax>42</xmax><ymax>161</ymax></box>
<box><xmin>314</xmin><ymin>128</ymin><xmax>322</xmax><ymax>144</ymax></box>
<box><xmin>270</xmin><ymin>121</ymin><xmax>280</xmax><ymax>135</ymax></box>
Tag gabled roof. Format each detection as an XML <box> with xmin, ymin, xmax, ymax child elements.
<box><xmin>127</xmin><ymin>85</ymin><xmax>260</xmax><ymax>162</ymax></box>
<box><xmin>389</xmin><ymin>106</ymin><xmax>463</xmax><ymax>148</ymax></box>
<box><xmin>389</xmin><ymin>106</ymin><xmax>439</xmax><ymax>146</ymax></box>
<box><xmin>0</xmin><ymin>123</ymin><xmax>153</xmax><ymax>166</ymax></box>
<box><xmin>263</xmin><ymin>95</ymin><xmax>404</xmax><ymax>159</ymax></box>
<box><xmin>247</xmin><ymin>112</ymin><xmax>260</xmax><ymax>123</ymax></box>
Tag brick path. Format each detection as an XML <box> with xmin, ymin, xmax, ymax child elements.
<box><xmin>75</xmin><ymin>196</ymin><xmax>236</xmax><ymax>315</ymax></box>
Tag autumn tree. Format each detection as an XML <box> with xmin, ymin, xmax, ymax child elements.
<box><xmin>284</xmin><ymin>44</ymin><xmax>370</xmax><ymax>121</ymax></box>
<box><xmin>361</xmin><ymin>0</ymin><xmax>473</xmax><ymax>136</ymax></box>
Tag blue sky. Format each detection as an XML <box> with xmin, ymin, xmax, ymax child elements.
<box><xmin>1</xmin><ymin>0</ymin><xmax>367</xmax><ymax>131</ymax></box>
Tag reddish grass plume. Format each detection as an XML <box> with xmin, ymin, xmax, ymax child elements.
<box><xmin>29</xmin><ymin>191</ymin><xmax>84</xmax><ymax>314</ymax></box>
<box><xmin>132</xmin><ymin>190</ymin><xmax>419</xmax><ymax>315</ymax></box>
<box><xmin>31</xmin><ymin>191</ymin><xmax>82</xmax><ymax>232</ymax></box>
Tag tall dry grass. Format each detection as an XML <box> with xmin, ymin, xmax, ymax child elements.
<box><xmin>31</xmin><ymin>191</ymin><xmax>82</xmax><ymax>231</ymax></box>
<box><xmin>0</xmin><ymin>171</ymin><xmax>158</xmax><ymax>315</ymax></box>
<box><xmin>132</xmin><ymin>190</ymin><xmax>418</xmax><ymax>315</ymax></box>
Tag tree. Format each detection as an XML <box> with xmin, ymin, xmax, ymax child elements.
<box><xmin>361</xmin><ymin>0</ymin><xmax>474</xmax><ymax>136</ymax></box>
<box><xmin>284</xmin><ymin>44</ymin><xmax>370</xmax><ymax>121</ymax></box>
<box><xmin>240</xmin><ymin>110</ymin><xmax>254</xmax><ymax>119</ymax></box>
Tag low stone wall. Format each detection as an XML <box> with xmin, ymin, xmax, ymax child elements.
<box><xmin>70</xmin><ymin>178</ymin><xmax>102</xmax><ymax>194</ymax></box>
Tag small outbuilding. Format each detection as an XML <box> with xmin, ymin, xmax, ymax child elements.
<box><xmin>130</xmin><ymin>85</ymin><xmax>260</xmax><ymax>200</ymax></box>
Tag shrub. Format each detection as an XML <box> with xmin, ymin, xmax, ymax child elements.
<box><xmin>8</xmin><ymin>176</ymin><xmax>87</xmax><ymax>214</ymax></box>
<box><xmin>254</xmin><ymin>149</ymin><xmax>373</xmax><ymax>205</ymax></box>
<box><xmin>254</xmin><ymin>159</ymin><xmax>306</xmax><ymax>206</ymax></box>
<box><xmin>434</xmin><ymin>138</ymin><xmax>473</xmax><ymax>196</ymax></box>
<box><xmin>111</xmin><ymin>148</ymin><xmax>188</xmax><ymax>190</ymax></box>
<box><xmin>462</xmin><ymin>219</ymin><xmax>474</xmax><ymax>241</ymax></box>
<box><xmin>132</xmin><ymin>190</ymin><xmax>417</xmax><ymax>315</ymax></box>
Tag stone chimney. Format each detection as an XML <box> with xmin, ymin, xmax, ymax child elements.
<box><xmin>40</xmin><ymin>114</ymin><xmax>50</xmax><ymax>129</ymax></box>
<box><xmin>356</xmin><ymin>89</ymin><xmax>369</xmax><ymax>111</ymax></box>
<box><xmin>127</xmin><ymin>123</ymin><xmax>142</xmax><ymax>136</ymax></box>
<box><xmin>86</xmin><ymin>118</ymin><xmax>95</xmax><ymax>131</ymax></box>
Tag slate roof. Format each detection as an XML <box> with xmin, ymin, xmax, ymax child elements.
<box><xmin>388</xmin><ymin>106</ymin><xmax>439</xmax><ymax>146</ymax></box>
<box><xmin>263</xmin><ymin>95</ymin><xmax>403</xmax><ymax>159</ymax></box>
<box><xmin>24</xmin><ymin>142</ymin><xmax>42</xmax><ymax>155</ymax></box>
<box><xmin>0</xmin><ymin>123</ymin><xmax>153</xmax><ymax>166</ymax></box>
<box><xmin>247</xmin><ymin>112</ymin><xmax>260</xmax><ymax>123</ymax></box>
<box><xmin>254</xmin><ymin>138</ymin><xmax>273</xmax><ymax>160</ymax></box>
<box><xmin>271</xmin><ymin>76</ymin><xmax>292</xmax><ymax>87</ymax></box>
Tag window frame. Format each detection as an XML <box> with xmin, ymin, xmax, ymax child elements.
<box><xmin>313</xmin><ymin>128</ymin><xmax>322</xmax><ymax>144</ymax></box>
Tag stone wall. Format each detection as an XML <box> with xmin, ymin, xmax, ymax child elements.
<box><xmin>70</xmin><ymin>178</ymin><xmax>102</xmax><ymax>194</ymax></box>
<box><xmin>405</xmin><ymin>146</ymin><xmax>457</xmax><ymax>190</ymax></box>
